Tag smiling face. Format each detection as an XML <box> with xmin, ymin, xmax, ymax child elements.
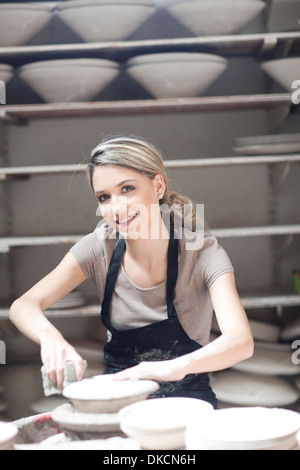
<box><xmin>93</xmin><ymin>165</ymin><xmax>165</xmax><ymax>239</ymax></box>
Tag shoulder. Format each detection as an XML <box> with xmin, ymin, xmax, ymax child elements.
<box><xmin>179</xmin><ymin>228</ymin><xmax>233</xmax><ymax>288</ymax></box>
<box><xmin>69</xmin><ymin>223</ymin><xmax>119</xmax><ymax>270</ymax></box>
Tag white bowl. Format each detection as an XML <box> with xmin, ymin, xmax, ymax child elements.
<box><xmin>119</xmin><ymin>397</ymin><xmax>213</xmax><ymax>450</ymax></box>
<box><xmin>261</xmin><ymin>58</ymin><xmax>300</xmax><ymax>93</ymax></box>
<box><xmin>232</xmin><ymin>345</ymin><xmax>300</xmax><ymax>376</ymax></box>
<box><xmin>0</xmin><ymin>3</ymin><xmax>54</xmax><ymax>46</ymax></box>
<box><xmin>0</xmin><ymin>421</ymin><xmax>18</xmax><ymax>450</ymax></box>
<box><xmin>186</xmin><ymin>407</ymin><xmax>300</xmax><ymax>450</ymax></box>
<box><xmin>167</xmin><ymin>0</ymin><xmax>266</xmax><ymax>36</ymax></box>
<box><xmin>234</xmin><ymin>133</ymin><xmax>300</xmax><ymax>155</ymax></box>
<box><xmin>57</xmin><ymin>0</ymin><xmax>156</xmax><ymax>42</ymax></box>
<box><xmin>127</xmin><ymin>52</ymin><xmax>227</xmax><ymax>98</ymax></box>
<box><xmin>18</xmin><ymin>58</ymin><xmax>120</xmax><ymax>103</ymax></box>
<box><xmin>211</xmin><ymin>370</ymin><xmax>300</xmax><ymax>407</ymax></box>
<box><xmin>0</xmin><ymin>64</ymin><xmax>14</xmax><ymax>84</ymax></box>
<box><xmin>63</xmin><ymin>375</ymin><xmax>159</xmax><ymax>413</ymax></box>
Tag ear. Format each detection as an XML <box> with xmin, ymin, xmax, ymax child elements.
<box><xmin>153</xmin><ymin>174</ymin><xmax>166</xmax><ymax>198</ymax></box>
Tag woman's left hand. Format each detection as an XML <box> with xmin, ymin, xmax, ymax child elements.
<box><xmin>112</xmin><ymin>358</ymin><xmax>187</xmax><ymax>382</ymax></box>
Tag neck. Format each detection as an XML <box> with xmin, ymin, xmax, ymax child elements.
<box><xmin>124</xmin><ymin>217</ymin><xmax>170</xmax><ymax>269</ymax></box>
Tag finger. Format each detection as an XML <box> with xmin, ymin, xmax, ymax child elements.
<box><xmin>48</xmin><ymin>354</ymin><xmax>58</xmax><ymax>386</ymax></box>
<box><xmin>56</xmin><ymin>357</ymin><xmax>65</xmax><ymax>391</ymax></box>
<box><xmin>73</xmin><ymin>355</ymin><xmax>86</xmax><ymax>382</ymax></box>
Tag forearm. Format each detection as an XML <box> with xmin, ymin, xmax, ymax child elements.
<box><xmin>9</xmin><ymin>297</ymin><xmax>63</xmax><ymax>345</ymax></box>
<box><xmin>176</xmin><ymin>332</ymin><xmax>254</xmax><ymax>377</ymax></box>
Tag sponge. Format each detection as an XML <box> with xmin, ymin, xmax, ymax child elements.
<box><xmin>41</xmin><ymin>360</ymin><xmax>87</xmax><ymax>396</ymax></box>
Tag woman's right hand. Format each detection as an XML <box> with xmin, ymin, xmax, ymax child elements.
<box><xmin>39</xmin><ymin>329</ymin><xmax>85</xmax><ymax>391</ymax></box>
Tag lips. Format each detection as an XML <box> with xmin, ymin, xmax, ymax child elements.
<box><xmin>115</xmin><ymin>212</ymin><xmax>138</xmax><ymax>227</ymax></box>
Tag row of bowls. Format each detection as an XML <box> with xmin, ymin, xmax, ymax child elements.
<box><xmin>0</xmin><ymin>0</ymin><xmax>267</xmax><ymax>47</ymax></box>
<box><xmin>57</xmin><ymin>374</ymin><xmax>300</xmax><ymax>450</ymax></box>
<box><xmin>210</xmin><ymin>317</ymin><xmax>300</xmax><ymax>409</ymax></box>
<box><xmin>1</xmin><ymin>54</ymin><xmax>299</xmax><ymax>102</ymax></box>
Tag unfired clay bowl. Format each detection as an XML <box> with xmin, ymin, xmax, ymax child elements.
<box><xmin>119</xmin><ymin>397</ymin><xmax>213</xmax><ymax>450</ymax></box>
<box><xmin>261</xmin><ymin>57</ymin><xmax>300</xmax><ymax>93</ymax></box>
<box><xmin>210</xmin><ymin>369</ymin><xmax>300</xmax><ymax>407</ymax></box>
<box><xmin>0</xmin><ymin>3</ymin><xmax>54</xmax><ymax>46</ymax></box>
<box><xmin>57</xmin><ymin>0</ymin><xmax>156</xmax><ymax>42</ymax></box>
<box><xmin>63</xmin><ymin>375</ymin><xmax>159</xmax><ymax>413</ymax></box>
<box><xmin>166</xmin><ymin>0</ymin><xmax>266</xmax><ymax>36</ymax></box>
<box><xmin>186</xmin><ymin>407</ymin><xmax>300</xmax><ymax>450</ymax></box>
<box><xmin>18</xmin><ymin>58</ymin><xmax>120</xmax><ymax>103</ymax></box>
<box><xmin>0</xmin><ymin>64</ymin><xmax>14</xmax><ymax>84</ymax></box>
<box><xmin>126</xmin><ymin>52</ymin><xmax>227</xmax><ymax>98</ymax></box>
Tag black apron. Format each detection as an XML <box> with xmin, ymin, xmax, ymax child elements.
<box><xmin>100</xmin><ymin>226</ymin><xmax>217</xmax><ymax>409</ymax></box>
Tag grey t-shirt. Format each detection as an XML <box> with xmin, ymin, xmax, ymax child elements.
<box><xmin>69</xmin><ymin>223</ymin><xmax>233</xmax><ymax>346</ymax></box>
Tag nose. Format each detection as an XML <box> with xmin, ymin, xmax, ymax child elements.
<box><xmin>109</xmin><ymin>194</ymin><xmax>129</xmax><ymax>221</ymax></box>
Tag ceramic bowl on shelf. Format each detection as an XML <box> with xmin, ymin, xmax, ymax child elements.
<box><xmin>233</xmin><ymin>133</ymin><xmax>300</xmax><ymax>155</ymax></box>
<box><xmin>63</xmin><ymin>374</ymin><xmax>159</xmax><ymax>413</ymax></box>
<box><xmin>261</xmin><ymin>57</ymin><xmax>300</xmax><ymax>93</ymax></box>
<box><xmin>0</xmin><ymin>64</ymin><xmax>14</xmax><ymax>85</ymax></box>
<box><xmin>18</xmin><ymin>58</ymin><xmax>120</xmax><ymax>103</ymax></box>
<box><xmin>56</xmin><ymin>0</ymin><xmax>156</xmax><ymax>42</ymax></box>
<box><xmin>0</xmin><ymin>3</ymin><xmax>54</xmax><ymax>47</ymax></box>
<box><xmin>118</xmin><ymin>397</ymin><xmax>213</xmax><ymax>450</ymax></box>
<box><xmin>166</xmin><ymin>0</ymin><xmax>266</xmax><ymax>37</ymax></box>
<box><xmin>186</xmin><ymin>407</ymin><xmax>300</xmax><ymax>450</ymax></box>
<box><xmin>231</xmin><ymin>344</ymin><xmax>300</xmax><ymax>376</ymax></box>
<box><xmin>210</xmin><ymin>370</ymin><xmax>300</xmax><ymax>407</ymax></box>
<box><xmin>126</xmin><ymin>52</ymin><xmax>227</xmax><ymax>98</ymax></box>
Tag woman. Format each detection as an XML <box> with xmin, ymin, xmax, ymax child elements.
<box><xmin>10</xmin><ymin>134</ymin><xmax>253</xmax><ymax>408</ymax></box>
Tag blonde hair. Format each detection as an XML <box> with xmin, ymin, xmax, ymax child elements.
<box><xmin>88</xmin><ymin>134</ymin><xmax>205</xmax><ymax>231</ymax></box>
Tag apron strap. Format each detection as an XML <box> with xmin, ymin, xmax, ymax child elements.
<box><xmin>101</xmin><ymin>224</ymin><xmax>179</xmax><ymax>326</ymax></box>
<box><xmin>166</xmin><ymin>224</ymin><xmax>179</xmax><ymax>319</ymax></box>
<box><xmin>101</xmin><ymin>237</ymin><xmax>125</xmax><ymax>328</ymax></box>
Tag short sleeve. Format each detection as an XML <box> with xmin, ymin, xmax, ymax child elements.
<box><xmin>200</xmin><ymin>232</ymin><xmax>234</xmax><ymax>289</ymax></box>
<box><xmin>69</xmin><ymin>231</ymin><xmax>101</xmax><ymax>280</ymax></box>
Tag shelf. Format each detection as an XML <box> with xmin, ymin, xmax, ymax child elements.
<box><xmin>1</xmin><ymin>154</ymin><xmax>300</xmax><ymax>180</ymax></box>
<box><xmin>0</xmin><ymin>94</ymin><xmax>295</xmax><ymax>122</ymax></box>
<box><xmin>1</xmin><ymin>225</ymin><xmax>300</xmax><ymax>253</ymax></box>
<box><xmin>1</xmin><ymin>293</ymin><xmax>300</xmax><ymax>320</ymax></box>
<box><xmin>1</xmin><ymin>32</ymin><xmax>300</xmax><ymax>65</ymax></box>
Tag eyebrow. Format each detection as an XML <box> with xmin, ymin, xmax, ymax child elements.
<box><xmin>95</xmin><ymin>179</ymin><xmax>138</xmax><ymax>195</ymax></box>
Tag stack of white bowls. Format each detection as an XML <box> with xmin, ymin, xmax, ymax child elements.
<box><xmin>0</xmin><ymin>3</ymin><xmax>54</xmax><ymax>46</ymax></box>
<box><xmin>0</xmin><ymin>421</ymin><xmax>18</xmax><ymax>450</ymax></box>
<box><xmin>165</xmin><ymin>0</ymin><xmax>266</xmax><ymax>36</ymax></box>
<box><xmin>18</xmin><ymin>58</ymin><xmax>120</xmax><ymax>103</ymax></box>
<box><xmin>210</xmin><ymin>318</ymin><xmax>300</xmax><ymax>409</ymax></box>
<box><xmin>186</xmin><ymin>406</ymin><xmax>300</xmax><ymax>450</ymax></box>
<box><xmin>126</xmin><ymin>52</ymin><xmax>228</xmax><ymax>98</ymax></box>
<box><xmin>233</xmin><ymin>133</ymin><xmax>300</xmax><ymax>155</ymax></box>
<box><xmin>47</xmin><ymin>289</ymin><xmax>85</xmax><ymax>310</ymax></box>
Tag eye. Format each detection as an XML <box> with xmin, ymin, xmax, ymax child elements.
<box><xmin>122</xmin><ymin>185</ymin><xmax>135</xmax><ymax>193</ymax></box>
<box><xmin>97</xmin><ymin>194</ymin><xmax>110</xmax><ymax>204</ymax></box>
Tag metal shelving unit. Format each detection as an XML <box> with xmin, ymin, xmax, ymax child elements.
<box><xmin>0</xmin><ymin>30</ymin><xmax>299</xmax><ymax>316</ymax></box>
